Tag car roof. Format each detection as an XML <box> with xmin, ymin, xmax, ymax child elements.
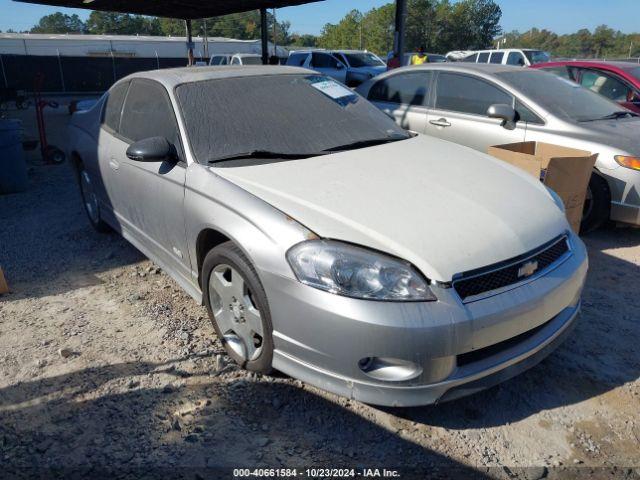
<box><xmin>535</xmin><ymin>60</ymin><xmax>639</xmax><ymax>71</ymax></box>
<box><xmin>120</xmin><ymin>66</ymin><xmax>312</xmax><ymax>88</ymax></box>
<box><xmin>406</xmin><ymin>63</ymin><xmax>524</xmax><ymax>74</ymax></box>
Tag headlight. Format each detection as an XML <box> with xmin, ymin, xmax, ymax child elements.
<box><xmin>286</xmin><ymin>240</ymin><xmax>436</xmax><ymax>301</ymax></box>
<box><xmin>546</xmin><ymin>187</ymin><xmax>565</xmax><ymax>213</ymax></box>
<box><xmin>614</xmin><ymin>155</ymin><xmax>640</xmax><ymax>171</ymax></box>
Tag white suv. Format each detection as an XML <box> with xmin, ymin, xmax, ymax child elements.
<box><xmin>461</xmin><ymin>48</ymin><xmax>551</xmax><ymax>67</ymax></box>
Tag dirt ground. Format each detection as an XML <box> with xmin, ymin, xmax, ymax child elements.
<box><xmin>1</xmin><ymin>105</ymin><xmax>639</xmax><ymax>480</ymax></box>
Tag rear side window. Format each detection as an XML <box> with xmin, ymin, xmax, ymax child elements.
<box><xmin>119</xmin><ymin>79</ymin><xmax>180</xmax><ymax>146</ymax></box>
<box><xmin>102</xmin><ymin>81</ymin><xmax>129</xmax><ymax>133</ymax></box>
<box><xmin>368</xmin><ymin>72</ymin><xmax>433</xmax><ymax>106</ymax></box>
<box><xmin>311</xmin><ymin>52</ymin><xmax>341</xmax><ymax>69</ymax></box>
<box><xmin>477</xmin><ymin>52</ymin><xmax>490</xmax><ymax>63</ymax></box>
<box><xmin>435</xmin><ymin>73</ymin><xmax>513</xmax><ymax>116</ymax></box>
<box><xmin>490</xmin><ymin>52</ymin><xmax>504</xmax><ymax>64</ymax></box>
<box><xmin>507</xmin><ymin>52</ymin><xmax>526</xmax><ymax>66</ymax></box>
<box><xmin>211</xmin><ymin>56</ymin><xmax>228</xmax><ymax>65</ymax></box>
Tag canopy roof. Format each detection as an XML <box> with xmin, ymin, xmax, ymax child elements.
<box><xmin>14</xmin><ymin>0</ymin><xmax>323</xmax><ymax>19</ymax></box>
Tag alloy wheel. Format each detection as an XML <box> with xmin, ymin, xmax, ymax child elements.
<box><xmin>208</xmin><ymin>264</ymin><xmax>264</xmax><ymax>362</ymax></box>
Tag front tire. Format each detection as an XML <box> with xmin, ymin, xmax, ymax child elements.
<box><xmin>581</xmin><ymin>173</ymin><xmax>610</xmax><ymax>234</ymax></box>
<box><xmin>202</xmin><ymin>242</ymin><xmax>273</xmax><ymax>373</ymax></box>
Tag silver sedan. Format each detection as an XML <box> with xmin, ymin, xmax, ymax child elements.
<box><xmin>68</xmin><ymin>66</ymin><xmax>587</xmax><ymax>407</ymax></box>
<box><xmin>357</xmin><ymin>63</ymin><xmax>640</xmax><ymax>232</ymax></box>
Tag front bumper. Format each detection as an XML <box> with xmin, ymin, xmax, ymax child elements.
<box><xmin>263</xmin><ymin>234</ymin><xmax>588</xmax><ymax>407</ymax></box>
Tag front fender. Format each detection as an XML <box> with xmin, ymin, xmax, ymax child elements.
<box><xmin>184</xmin><ymin>163</ymin><xmax>315</xmax><ymax>298</ymax></box>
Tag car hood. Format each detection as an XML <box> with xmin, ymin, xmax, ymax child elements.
<box><xmin>579</xmin><ymin>117</ymin><xmax>640</xmax><ymax>155</ymax></box>
<box><xmin>212</xmin><ymin>135</ymin><xmax>569</xmax><ymax>282</ymax></box>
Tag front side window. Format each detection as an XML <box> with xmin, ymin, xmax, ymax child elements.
<box><xmin>368</xmin><ymin>72</ymin><xmax>433</xmax><ymax>106</ymax></box>
<box><xmin>490</xmin><ymin>52</ymin><xmax>504</xmax><ymax>64</ymax></box>
<box><xmin>175</xmin><ymin>74</ymin><xmax>409</xmax><ymax>164</ymax></box>
<box><xmin>579</xmin><ymin>69</ymin><xmax>631</xmax><ymax>103</ymax></box>
<box><xmin>342</xmin><ymin>52</ymin><xmax>385</xmax><ymax>68</ymax></box>
<box><xmin>507</xmin><ymin>52</ymin><xmax>525</xmax><ymax>66</ymax></box>
<box><xmin>435</xmin><ymin>73</ymin><xmax>513</xmax><ymax>116</ymax></box>
<box><xmin>211</xmin><ymin>56</ymin><xmax>227</xmax><ymax>65</ymax></box>
<box><xmin>119</xmin><ymin>79</ymin><xmax>180</xmax><ymax>146</ymax></box>
<box><xmin>515</xmin><ymin>99</ymin><xmax>544</xmax><ymax>124</ymax></box>
<box><xmin>311</xmin><ymin>52</ymin><xmax>341</xmax><ymax>69</ymax></box>
<box><xmin>462</xmin><ymin>53</ymin><xmax>478</xmax><ymax>63</ymax></box>
<box><xmin>477</xmin><ymin>52</ymin><xmax>490</xmax><ymax>63</ymax></box>
<box><xmin>102</xmin><ymin>81</ymin><xmax>129</xmax><ymax>133</ymax></box>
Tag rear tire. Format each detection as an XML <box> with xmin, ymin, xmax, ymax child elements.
<box><xmin>202</xmin><ymin>241</ymin><xmax>273</xmax><ymax>374</ymax></box>
<box><xmin>77</xmin><ymin>163</ymin><xmax>111</xmax><ymax>233</ymax></box>
<box><xmin>581</xmin><ymin>173</ymin><xmax>610</xmax><ymax>234</ymax></box>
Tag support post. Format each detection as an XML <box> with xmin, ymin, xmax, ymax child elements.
<box><xmin>185</xmin><ymin>19</ymin><xmax>194</xmax><ymax>66</ymax></box>
<box><xmin>260</xmin><ymin>8</ymin><xmax>269</xmax><ymax>65</ymax></box>
<box><xmin>393</xmin><ymin>0</ymin><xmax>407</xmax><ymax>62</ymax></box>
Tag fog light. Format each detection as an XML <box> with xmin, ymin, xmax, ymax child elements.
<box><xmin>358</xmin><ymin>357</ymin><xmax>422</xmax><ymax>382</ymax></box>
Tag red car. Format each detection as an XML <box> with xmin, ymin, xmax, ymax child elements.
<box><xmin>532</xmin><ymin>60</ymin><xmax>640</xmax><ymax>113</ymax></box>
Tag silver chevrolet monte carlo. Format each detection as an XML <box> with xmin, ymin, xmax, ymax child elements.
<box><xmin>68</xmin><ymin>66</ymin><xmax>588</xmax><ymax>407</ymax></box>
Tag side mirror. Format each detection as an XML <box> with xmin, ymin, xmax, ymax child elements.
<box><xmin>487</xmin><ymin>103</ymin><xmax>517</xmax><ymax>129</ymax></box>
<box><xmin>627</xmin><ymin>90</ymin><xmax>640</xmax><ymax>103</ymax></box>
<box><xmin>126</xmin><ymin>137</ymin><xmax>176</xmax><ymax>162</ymax></box>
<box><xmin>336</xmin><ymin>63</ymin><xmax>345</xmax><ymax>70</ymax></box>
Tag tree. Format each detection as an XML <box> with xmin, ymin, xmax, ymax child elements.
<box><xmin>317</xmin><ymin>0</ymin><xmax>502</xmax><ymax>55</ymax></box>
<box><xmin>31</xmin><ymin>12</ymin><xmax>85</xmax><ymax>34</ymax></box>
<box><xmin>85</xmin><ymin>11</ymin><xmax>161</xmax><ymax>35</ymax></box>
<box><xmin>289</xmin><ymin>33</ymin><xmax>318</xmax><ymax>47</ymax></box>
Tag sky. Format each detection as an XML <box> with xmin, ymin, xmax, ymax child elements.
<box><xmin>0</xmin><ymin>0</ymin><xmax>638</xmax><ymax>35</ymax></box>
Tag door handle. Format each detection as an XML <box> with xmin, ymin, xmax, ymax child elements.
<box><xmin>429</xmin><ymin>118</ymin><xmax>452</xmax><ymax>127</ymax></box>
<box><xmin>109</xmin><ymin>158</ymin><xmax>119</xmax><ymax>170</ymax></box>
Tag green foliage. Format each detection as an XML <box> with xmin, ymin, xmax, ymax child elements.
<box><xmin>318</xmin><ymin>0</ymin><xmax>502</xmax><ymax>55</ymax></box>
<box><xmin>500</xmin><ymin>26</ymin><xmax>640</xmax><ymax>59</ymax></box>
<box><xmin>30</xmin><ymin>12</ymin><xmax>85</xmax><ymax>34</ymax></box>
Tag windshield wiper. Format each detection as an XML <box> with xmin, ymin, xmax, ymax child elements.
<box><xmin>581</xmin><ymin>111</ymin><xmax>639</xmax><ymax>122</ymax></box>
<box><xmin>322</xmin><ymin>136</ymin><xmax>407</xmax><ymax>153</ymax></box>
<box><xmin>208</xmin><ymin>150</ymin><xmax>328</xmax><ymax>163</ymax></box>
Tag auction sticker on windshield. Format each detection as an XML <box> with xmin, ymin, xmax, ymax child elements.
<box><xmin>309</xmin><ymin>77</ymin><xmax>358</xmax><ymax>106</ymax></box>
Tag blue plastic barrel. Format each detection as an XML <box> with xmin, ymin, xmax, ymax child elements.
<box><xmin>0</xmin><ymin>119</ymin><xmax>28</xmax><ymax>194</ymax></box>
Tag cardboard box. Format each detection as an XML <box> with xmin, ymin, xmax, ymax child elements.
<box><xmin>488</xmin><ymin>142</ymin><xmax>597</xmax><ymax>233</ymax></box>
<box><xmin>0</xmin><ymin>267</ymin><xmax>8</xmax><ymax>294</ymax></box>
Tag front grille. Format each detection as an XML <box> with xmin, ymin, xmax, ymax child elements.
<box><xmin>453</xmin><ymin>236</ymin><xmax>570</xmax><ymax>302</ymax></box>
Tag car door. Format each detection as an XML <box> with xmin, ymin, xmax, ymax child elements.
<box><xmin>96</xmin><ymin>80</ymin><xmax>130</xmax><ymax>226</ymax></box>
<box><xmin>309</xmin><ymin>52</ymin><xmax>347</xmax><ymax>83</ymax></box>
<box><xmin>426</xmin><ymin>71</ymin><xmax>526</xmax><ymax>152</ymax></box>
<box><xmin>365</xmin><ymin>71</ymin><xmax>433</xmax><ymax>133</ymax></box>
<box><xmin>111</xmin><ymin>78</ymin><xmax>190</xmax><ymax>281</ymax></box>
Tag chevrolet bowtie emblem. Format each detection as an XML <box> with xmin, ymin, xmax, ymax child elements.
<box><xmin>518</xmin><ymin>260</ymin><xmax>539</xmax><ymax>279</ymax></box>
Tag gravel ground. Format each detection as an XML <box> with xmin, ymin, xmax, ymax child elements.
<box><xmin>1</xmin><ymin>106</ymin><xmax>639</xmax><ymax>480</ymax></box>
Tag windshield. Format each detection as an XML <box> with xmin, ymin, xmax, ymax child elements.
<box><xmin>176</xmin><ymin>74</ymin><xmax>409</xmax><ymax>163</ymax></box>
<box><xmin>497</xmin><ymin>70</ymin><xmax>628</xmax><ymax>122</ymax></box>
<box><xmin>524</xmin><ymin>50</ymin><xmax>551</xmax><ymax>64</ymax></box>
<box><xmin>628</xmin><ymin>66</ymin><xmax>640</xmax><ymax>81</ymax></box>
<box><xmin>241</xmin><ymin>56</ymin><xmax>263</xmax><ymax>65</ymax></box>
<box><xmin>343</xmin><ymin>52</ymin><xmax>385</xmax><ymax>68</ymax></box>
